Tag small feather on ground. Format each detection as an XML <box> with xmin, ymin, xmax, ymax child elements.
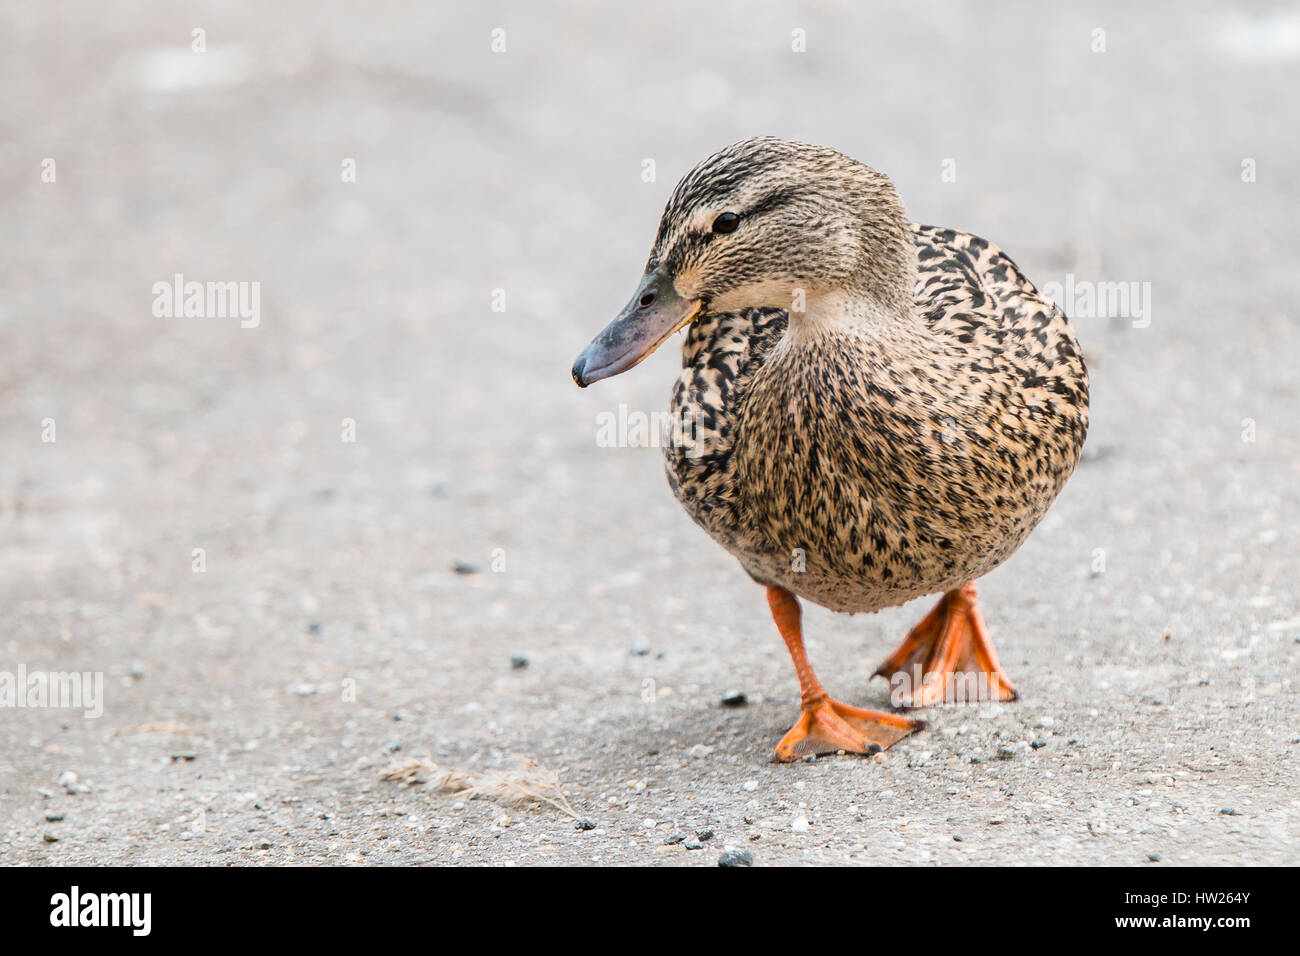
<box><xmin>381</xmin><ymin>757</ymin><xmax>579</xmax><ymax>819</ymax></box>
<box><xmin>110</xmin><ymin>721</ymin><xmax>197</xmax><ymax>736</ymax></box>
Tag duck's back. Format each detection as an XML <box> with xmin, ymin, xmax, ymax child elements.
<box><xmin>667</xmin><ymin>224</ymin><xmax>1089</xmax><ymax>614</ymax></box>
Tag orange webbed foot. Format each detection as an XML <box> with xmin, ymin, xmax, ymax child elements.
<box><xmin>765</xmin><ymin>585</ymin><xmax>922</xmax><ymax>762</ymax></box>
<box><xmin>874</xmin><ymin>582</ymin><xmax>1018</xmax><ymax>708</ymax></box>
<box><xmin>774</xmin><ymin>697</ymin><xmax>922</xmax><ymax>762</ymax></box>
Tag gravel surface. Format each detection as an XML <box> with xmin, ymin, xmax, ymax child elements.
<box><xmin>1</xmin><ymin>1</ymin><xmax>1296</xmax><ymax>866</ymax></box>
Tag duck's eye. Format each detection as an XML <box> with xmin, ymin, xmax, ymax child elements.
<box><xmin>712</xmin><ymin>212</ymin><xmax>741</xmax><ymax>235</ymax></box>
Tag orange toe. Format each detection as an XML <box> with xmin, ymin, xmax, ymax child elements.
<box><xmin>774</xmin><ymin>697</ymin><xmax>922</xmax><ymax>761</ymax></box>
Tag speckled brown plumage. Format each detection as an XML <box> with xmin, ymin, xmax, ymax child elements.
<box><xmin>666</xmin><ymin>222</ymin><xmax>1089</xmax><ymax>615</ymax></box>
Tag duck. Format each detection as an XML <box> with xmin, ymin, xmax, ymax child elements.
<box><xmin>572</xmin><ymin>137</ymin><xmax>1089</xmax><ymax>761</ymax></box>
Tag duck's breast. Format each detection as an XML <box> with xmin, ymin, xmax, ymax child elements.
<box><xmin>726</xmin><ymin>226</ymin><xmax>1089</xmax><ymax>613</ymax></box>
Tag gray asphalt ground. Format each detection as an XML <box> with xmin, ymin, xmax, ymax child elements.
<box><xmin>1</xmin><ymin>2</ymin><xmax>1297</xmax><ymax>866</ymax></box>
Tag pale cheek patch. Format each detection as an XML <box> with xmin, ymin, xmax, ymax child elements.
<box><xmin>709</xmin><ymin>277</ymin><xmax>798</xmax><ymax>313</ymax></box>
<box><xmin>674</xmin><ymin>266</ymin><xmax>703</xmax><ymax>301</ymax></box>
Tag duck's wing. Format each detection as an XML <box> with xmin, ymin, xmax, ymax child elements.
<box><xmin>912</xmin><ymin>223</ymin><xmax>1090</xmax><ymax>435</ymax></box>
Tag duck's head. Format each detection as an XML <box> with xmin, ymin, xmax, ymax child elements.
<box><xmin>572</xmin><ymin>136</ymin><xmax>915</xmax><ymax>387</ymax></box>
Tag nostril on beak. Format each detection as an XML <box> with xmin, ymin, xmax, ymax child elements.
<box><xmin>639</xmin><ymin>290</ymin><xmax>657</xmax><ymax>308</ymax></box>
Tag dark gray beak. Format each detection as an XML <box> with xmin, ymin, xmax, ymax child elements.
<box><xmin>571</xmin><ymin>270</ymin><xmax>701</xmax><ymax>388</ymax></box>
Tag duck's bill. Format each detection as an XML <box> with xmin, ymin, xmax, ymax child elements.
<box><xmin>571</xmin><ymin>271</ymin><xmax>701</xmax><ymax>388</ymax></box>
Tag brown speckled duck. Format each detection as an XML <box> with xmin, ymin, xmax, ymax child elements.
<box><xmin>572</xmin><ymin>137</ymin><xmax>1089</xmax><ymax>761</ymax></box>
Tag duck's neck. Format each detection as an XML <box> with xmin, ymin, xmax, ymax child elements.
<box><xmin>783</xmin><ymin>215</ymin><xmax>922</xmax><ymax>344</ymax></box>
<box><xmin>783</xmin><ymin>287</ymin><xmax>921</xmax><ymax>346</ymax></box>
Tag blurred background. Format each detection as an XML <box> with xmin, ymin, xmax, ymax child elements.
<box><xmin>1</xmin><ymin>1</ymin><xmax>1296</xmax><ymax>865</ymax></box>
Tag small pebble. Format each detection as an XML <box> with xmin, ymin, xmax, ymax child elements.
<box><xmin>684</xmin><ymin>840</ymin><xmax>703</xmax><ymax>850</ymax></box>
<box><xmin>44</xmin><ymin>812</ymin><xmax>65</xmax><ymax>822</ymax></box>
<box><xmin>43</xmin><ymin>831</ymin><xmax>59</xmax><ymax>843</ymax></box>
<box><xmin>688</xmin><ymin>744</ymin><xmax>714</xmax><ymax>759</ymax></box>
<box><xmin>720</xmin><ymin>691</ymin><xmax>748</xmax><ymax>708</ymax></box>
<box><xmin>509</xmin><ymin>654</ymin><xmax>529</xmax><ymax>670</ymax></box>
<box><xmin>717</xmin><ymin>849</ymin><xmax>753</xmax><ymax>867</ymax></box>
<box><xmin>1220</xmin><ymin>808</ymin><xmax>1240</xmax><ymax>816</ymax></box>
<box><xmin>629</xmin><ymin>642</ymin><xmax>650</xmax><ymax>656</ymax></box>
<box><xmin>257</xmin><ymin>841</ymin><xmax>272</xmax><ymax>849</ymax></box>
<box><xmin>306</xmin><ymin>622</ymin><xmax>322</xmax><ymax>635</ymax></box>
<box><xmin>953</xmin><ymin>834</ymin><xmax>963</xmax><ymax>842</ymax></box>
<box><xmin>1148</xmin><ymin>853</ymin><xmax>1161</xmax><ymax>862</ymax></box>
<box><xmin>697</xmin><ymin>829</ymin><xmax>715</xmax><ymax>842</ymax></box>
<box><xmin>451</xmin><ymin>561</ymin><xmax>479</xmax><ymax>575</ymax></box>
<box><xmin>665</xmin><ymin>833</ymin><xmax>686</xmax><ymax>845</ymax></box>
<box><xmin>1031</xmin><ymin>739</ymin><xmax>1047</xmax><ymax>749</ymax></box>
<box><xmin>575</xmin><ymin>818</ymin><xmax>597</xmax><ymax>831</ymax></box>
<box><xmin>791</xmin><ymin>816</ymin><xmax>810</xmax><ymax>833</ymax></box>
<box><xmin>129</xmin><ymin>662</ymin><xmax>147</xmax><ymax>679</ymax></box>
<box><xmin>741</xmin><ymin>780</ymin><xmax>758</xmax><ymax>792</ymax></box>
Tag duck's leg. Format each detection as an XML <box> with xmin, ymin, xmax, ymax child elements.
<box><xmin>766</xmin><ymin>585</ymin><xmax>921</xmax><ymax>761</ymax></box>
<box><xmin>873</xmin><ymin>582</ymin><xmax>1018</xmax><ymax>708</ymax></box>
